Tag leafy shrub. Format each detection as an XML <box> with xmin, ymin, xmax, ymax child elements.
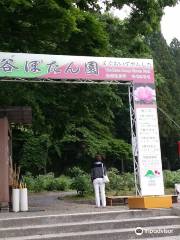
<box><xmin>22</xmin><ymin>175</ymin><xmax>43</xmax><ymax>193</ymax></box>
<box><xmin>23</xmin><ymin>173</ymin><xmax>72</xmax><ymax>192</ymax></box>
<box><xmin>107</xmin><ymin>168</ymin><xmax>124</xmax><ymax>194</ymax></box>
<box><xmin>23</xmin><ymin>173</ymin><xmax>36</xmax><ymax>192</ymax></box>
<box><xmin>122</xmin><ymin>172</ymin><xmax>134</xmax><ymax>191</ymax></box>
<box><xmin>163</xmin><ymin>170</ymin><xmax>180</xmax><ymax>188</ymax></box>
<box><xmin>46</xmin><ymin>175</ymin><xmax>72</xmax><ymax>191</ymax></box>
<box><xmin>67</xmin><ymin>166</ymin><xmax>86</xmax><ymax>178</ymax></box>
<box><xmin>106</xmin><ymin>168</ymin><xmax>135</xmax><ymax>194</ymax></box>
<box><xmin>71</xmin><ymin>174</ymin><xmax>92</xmax><ymax>196</ymax></box>
<box><xmin>32</xmin><ymin>175</ymin><xmax>48</xmax><ymax>192</ymax></box>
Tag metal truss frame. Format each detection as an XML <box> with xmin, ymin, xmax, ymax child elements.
<box><xmin>128</xmin><ymin>83</ymin><xmax>141</xmax><ymax>196</ymax></box>
<box><xmin>0</xmin><ymin>77</ymin><xmax>140</xmax><ymax>195</ymax></box>
<box><xmin>0</xmin><ymin>78</ymin><xmax>131</xmax><ymax>85</ymax></box>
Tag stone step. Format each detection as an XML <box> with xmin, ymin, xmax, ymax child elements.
<box><xmin>4</xmin><ymin>225</ymin><xmax>180</xmax><ymax>240</ymax></box>
<box><xmin>139</xmin><ymin>236</ymin><xmax>180</xmax><ymax>240</ymax></box>
<box><xmin>0</xmin><ymin>215</ymin><xmax>179</xmax><ymax>238</ymax></box>
<box><xmin>0</xmin><ymin>209</ymin><xmax>173</xmax><ymax>228</ymax></box>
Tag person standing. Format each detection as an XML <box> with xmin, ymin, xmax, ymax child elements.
<box><xmin>91</xmin><ymin>154</ymin><xmax>107</xmax><ymax>207</ymax></box>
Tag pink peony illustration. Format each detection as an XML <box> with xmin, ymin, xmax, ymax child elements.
<box><xmin>134</xmin><ymin>86</ymin><xmax>156</xmax><ymax>103</ymax></box>
<box><xmin>155</xmin><ymin>170</ymin><xmax>160</xmax><ymax>175</ymax></box>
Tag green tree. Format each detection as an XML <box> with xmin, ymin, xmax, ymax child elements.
<box><xmin>148</xmin><ymin>32</ymin><xmax>180</xmax><ymax>169</ymax></box>
<box><xmin>0</xmin><ymin>0</ymin><xmax>179</xmax><ymax>175</ymax></box>
<box><xmin>20</xmin><ymin>130</ymin><xmax>51</xmax><ymax>174</ymax></box>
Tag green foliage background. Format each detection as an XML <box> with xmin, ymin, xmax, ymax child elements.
<box><xmin>0</xmin><ymin>0</ymin><xmax>180</xmax><ymax>174</ymax></box>
<box><xmin>23</xmin><ymin>168</ymin><xmax>180</xmax><ymax>194</ymax></box>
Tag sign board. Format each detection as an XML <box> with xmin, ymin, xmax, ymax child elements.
<box><xmin>0</xmin><ymin>52</ymin><xmax>154</xmax><ymax>83</ymax></box>
<box><xmin>133</xmin><ymin>83</ymin><xmax>164</xmax><ymax>195</ymax></box>
<box><xmin>135</xmin><ymin>105</ymin><xmax>164</xmax><ymax>195</ymax></box>
<box><xmin>0</xmin><ymin>52</ymin><xmax>164</xmax><ymax>196</ymax></box>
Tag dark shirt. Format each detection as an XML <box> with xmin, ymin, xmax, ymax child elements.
<box><xmin>91</xmin><ymin>161</ymin><xmax>107</xmax><ymax>181</ymax></box>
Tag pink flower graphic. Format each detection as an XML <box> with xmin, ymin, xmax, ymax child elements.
<box><xmin>155</xmin><ymin>170</ymin><xmax>160</xmax><ymax>175</ymax></box>
<box><xmin>134</xmin><ymin>86</ymin><xmax>156</xmax><ymax>103</ymax></box>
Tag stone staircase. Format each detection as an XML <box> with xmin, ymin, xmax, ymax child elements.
<box><xmin>0</xmin><ymin>209</ymin><xmax>180</xmax><ymax>239</ymax></box>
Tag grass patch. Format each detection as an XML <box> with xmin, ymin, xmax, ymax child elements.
<box><xmin>164</xmin><ymin>188</ymin><xmax>175</xmax><ymax>195</ymax></box>
<box><xmin>59</xmin><ymin>193</ymin><xmax>94</xmax><ymax>201</ymax></box>
<box><xmin>61</xmin><ymin>188</ymin><xmax>177</xmax><ymax>201</ymax></box>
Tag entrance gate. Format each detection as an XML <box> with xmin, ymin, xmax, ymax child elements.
<box><xmin>0</xmin><ymin>52</ymin><xmax>165</xmax><ymax>197</ymax></box>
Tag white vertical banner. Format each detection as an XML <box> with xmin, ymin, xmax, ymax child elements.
<box><xmin>134</xmin><ymin>84</ymin><xmax>164</xmax><ymax>196</ymax></box>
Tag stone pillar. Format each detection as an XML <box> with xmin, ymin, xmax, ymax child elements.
<box><xmin>0</xmin><ymin>117</ymin><xmax>9</xmax><ymax>207</ymax></box>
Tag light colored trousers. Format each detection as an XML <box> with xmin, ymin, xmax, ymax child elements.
<box><xmin>93</xmin><ymin>178</ymin><xmax>106</xmax><ymax>207</ymax></box>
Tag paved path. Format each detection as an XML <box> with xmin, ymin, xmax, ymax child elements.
<box><xmin>0</xmin><ymin>191</ymin><xmax>128</xmax><ymax>218</ymax></box>
<box><xmin>1</xmin><ymin>191</ymin><xmax>180</xmax><ymax>219</ymax></box>
<box><xmin>28</xmin><ymin>191</ymin><xmax>128</xmax><ymax>212</ymax></box>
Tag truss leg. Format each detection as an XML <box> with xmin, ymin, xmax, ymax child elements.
<box><xmin>128</xmin><ymin>84</ymin><xmax>141</xmax><ymax>196</ymax></box>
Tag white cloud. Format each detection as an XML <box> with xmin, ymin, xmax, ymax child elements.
<box><xmin>161</xmin><ymin>3</ymin><xmax>180</xmax><ymax>44</ymax></box>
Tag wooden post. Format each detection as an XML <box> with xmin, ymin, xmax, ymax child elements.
<box><xmin>0</xmin><ymin>117</ymin><xmax>9</xmax><ymax>209</ymax></box>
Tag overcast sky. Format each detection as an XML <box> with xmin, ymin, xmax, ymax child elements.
<box><xmin>110</xmin><ymin>2</ymin><xmax>180</xmax><ymax>45</ymax></box>
<box><xmin>161</xmin><ymin>3</ymin><xmax>180</xmax><ymax>44</ymax></box>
